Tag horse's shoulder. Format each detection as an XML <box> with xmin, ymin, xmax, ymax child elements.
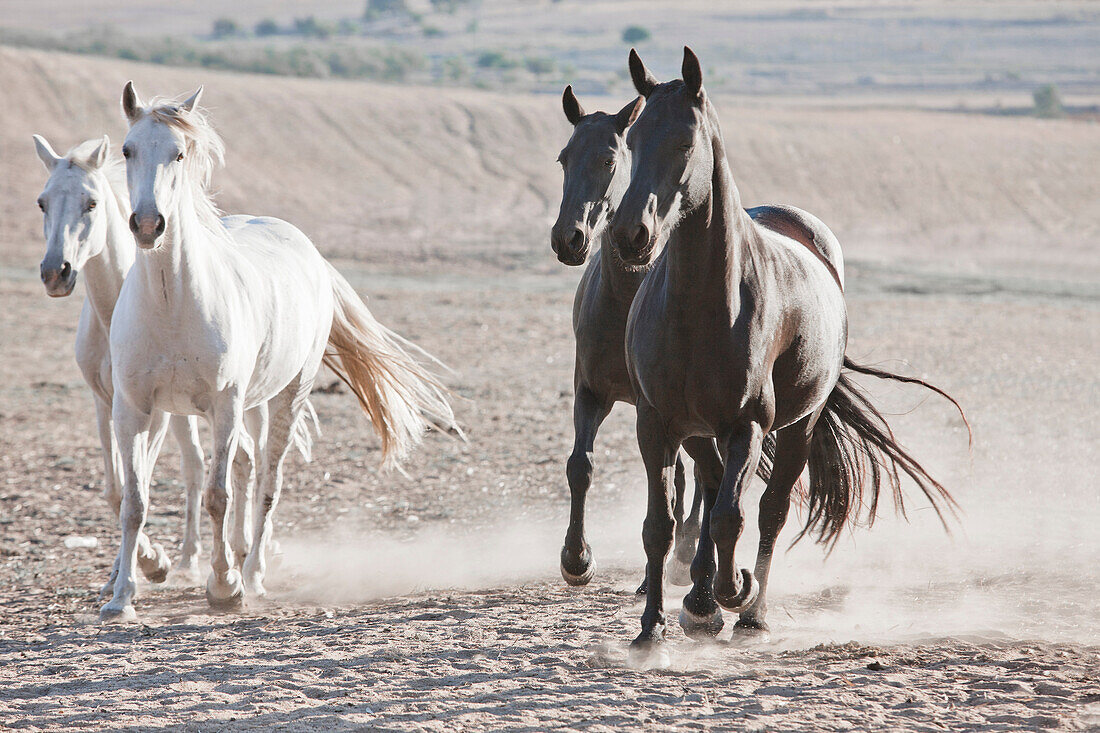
<box><xmin>747</xmin><ymin>204</ymin><xmax>844</xmax><ymax>290</ymax></box>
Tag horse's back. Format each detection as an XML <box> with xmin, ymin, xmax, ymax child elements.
<box><xmin>748</xmin><ymin>204</ymin><xmax>844</xmax><ymax>291</ymax></box>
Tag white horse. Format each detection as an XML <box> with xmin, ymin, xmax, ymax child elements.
<box><xmin>32</xmin><ymin>135</ymin><xmax>202</xmax><ymax>588</ymax></box>
<box><xmin>31</xmin><ymin>135</ymin><xmax>302</xmax><ymax>593</ymax></box>
<box><xmin>103</xmin><ymin>82</ymin><xmax>457</xmax><ymax>622</ymax></box>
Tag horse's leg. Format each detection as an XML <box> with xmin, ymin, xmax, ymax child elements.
<box><xmin>170</xmin><ymin>415</ymin><xmax>205</xmax><ymax>584</ymax></box>
<box><xmin>637</xmin><ymin>452</ymin><xmax>688</xmax><ymax>594</ymax></box>
<box><xmin>247</xmin><ymin>403</ymin><xmax>279</xmax><ymax>563</ymax></box>
<box><xmin>560</xmin><ymin>385</ymin><xmax>611</xmax><ymax>586</ymax></box>
<box><xmin>100</xmin><ymin>405</ymin><xmax>169</xmax><ymax>622</ymax></box>
<box><xmin>735</xmin><ymin>414</ymin><xmax>814</xmax><ymax>634</ymax></box>
<box><xmin>229</xmin><ymin>425</ymin><xmax>256</xmax><ymax>571</ymax></box>
<box><xmin>242</xmin><ymin>384</ymin><xmax>297</xmax><ymax>597</ymax></box>
<box><xmin>667</xmin><ymin>452</ymin><xmax>697</xmax><ymax>586</ymax></box>
<box><xmin>630</xmin><ymin>402</ymin><xmax>678</xmax><ymax>655</ymax></box>
<box><xmin>678</xmin><ymin>436</ymin><xmax>726</xmax><ymax>638</ymax></box>
<box><xmin>712</xmin><ymin>422</ymin><xmax>765</xmax><ymax>613</ymax></box>
<box><xmin>204</xmin><ymin>393</ymin><xmax>245</xmax><ymax>609</ymax></box>
<box><xmin>93</xmin><ymin>394</ymin><xmax>124</xmax><ymax>600</ymax></box>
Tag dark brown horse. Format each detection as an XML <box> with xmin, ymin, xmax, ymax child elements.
<box><xmin>610</xmin><ymin>48</ymin><xmax>969</xmax><ymax>653</ymax></box>
<box><xmin>551</xmin><ymin>87</ymin><xmax>703</xmax><ymax>590</ymax></box>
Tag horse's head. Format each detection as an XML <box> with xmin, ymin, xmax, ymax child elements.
<box><xmin>32</xmin><ymin>135</ymin><xmax>114</xmax><ymax>297</ymax></box>
<box><xmin>550</xmin><ymin>86</ymin><xmax>643</xmax><ymax>266</ymax></box>
<box><xmin>611</xmin><ymin>47</ymin><xmax>716</xmax><ymax>267</ymax></box>
<box><xmin>121</xmin><ymin>81</ymin><xmax>222</xmax><ymax>249</ymax></box>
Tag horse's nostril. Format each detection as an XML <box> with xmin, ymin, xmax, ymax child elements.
<box><xmin>155</xmin><ymin>215</ymin><xmax>166</xmax><ymax>235</ymax></box>
<box><xmin>60</xmin><ymin>262</ymin><xmax>72</xmax><ymax>278</ymax></box>
<box><xmin>128</xmin><ymin>213</ymin><xmax>139</xmax><ymax>234</ymax></box>
<box><xmin>632</xmin><ymin>224</ymin><xmax>650</xmax><ymax>251</ymax></box>
<box><xmin>569</xmin><ymin>229</ymin><xmax>585</xmax><ymax>252</ymax></box>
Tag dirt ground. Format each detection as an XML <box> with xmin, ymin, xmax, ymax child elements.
<box><xmin>1</xmin><ymin>255</ymin><xmax>1098</xmax><ymax>730</ymax></box>
<box><xmin>0</xmin><ymin>33</ymin><xmax>1098</xmax><ymax>733</ymax></box>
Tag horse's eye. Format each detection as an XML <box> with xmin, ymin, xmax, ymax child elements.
<box><xmin>37</xmin><ymin>200</ymin><xmax>45</xmax><ymax>212</ymax></box>
<box><xmin>122</xmin><ymin>147</ymin><xmax>131</xmax><ymax>159</ymax></box>
<box><xmin>176</xmin><ymin>152</ymin><xmax>185</xmax><ymax>162</ymax></box>
<box><xmin>603</xmin><ymin>158</ymin><xmax>615</xmax><ymax>168</ymax></box>
<box><xmin>86</xmin><ymin>200</ymin><xmax>97</xmax><ymax>212</ymax></box>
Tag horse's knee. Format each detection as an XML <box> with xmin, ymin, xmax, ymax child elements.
<box><xmin>120</xmin><ymin>493</ymin><xmax>147</xmax><ymax>533</ymax></box>
<box><xmin>204</xmin><ymin>484</ymin><xmax>228</xmax><ymax>517</ymax></box>
<box><xmin>642</xmin><ymin>511</ymin><xmax>675</xmax><ymax>555</ymax></box>
<box><xmin>566</xmin><ymin>450</ymin><xmax>593</xmax><ymax>494</ymax></box>
<box><xmin>710</xmin><ymin>505</ymin><xmax>745</xmax><ymax>545</ymax></box>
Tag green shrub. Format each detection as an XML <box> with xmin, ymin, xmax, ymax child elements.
<box><xmin>477</xmin><ymin>50</ymin><xmax>517</xmax><ymax>69</ymax></box>
<box><xmin>621</xmin><ymin>25</ymin><xmax>650</xmax><ymax>44</ymax></box>
<box><xmin>212</xmin><ymin>18</ymin><xmax>239</xmax><ymax>38</ymax></box>
<box><xmin>254</xmin><ymin>19</ymin><xmax>279</xmax><ymax>36</ymax></box>
<box><xmin>1033</xmin><ymin>84</ymin><xmax>1064</xmax><ymax>118</ymax></box>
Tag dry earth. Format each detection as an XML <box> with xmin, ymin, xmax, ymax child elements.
<box><xmin>1</xmin><ymin>46</ymin><xmax>1098</xmax><ymax>731</ymax></box>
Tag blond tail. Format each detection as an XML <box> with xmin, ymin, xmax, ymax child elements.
<box><xmin>322</xmin><ymin>263</ymin><xmax>460</xmax><ymax>468</ymax></box>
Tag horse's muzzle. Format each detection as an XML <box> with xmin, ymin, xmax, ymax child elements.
<box><xmin>130</xmin><ymin>212</ymin><xmax>165</xmax><ymax>248</ymax></box>
<box><xmin>40</xmin><ymin>260</ymin><xmax>76</xmax><ymax>297</ymax></box>
<box><xmin>551</xmin><ymin>225</ymin><xmax>589</xmax><ymax>267</ymax></box>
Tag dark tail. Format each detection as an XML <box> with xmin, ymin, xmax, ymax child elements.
<box><xmin>795</xmin><ymin>357</ymin><xmax>971</xmax><ymax>547</ymax></box>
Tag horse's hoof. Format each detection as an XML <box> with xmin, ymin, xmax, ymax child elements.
<box><xmin>139</xmin><ymin>543</ymin><xmax>172</xmax><ymax>584</ymax></box>
<box><xmin>206</xmin><ymin>571</ymin><xmax>245</xmax><ymax>611</ymax></box>
<box><xmin>733</xmin><ymin>617</ymin><xmax>771</xmax><ymax>638</ymax></box>
<box><xmin>629</xmin><ymin>625</ymin><xmax>670</xmax><ymax>669</ymax></box>
<box><xmin>665</xmin><ymin>556</ymin><xmax>693</xmax><ymax>587</ymax></box>
<box><xmin>99</xmin><ymin>602</ymin><xmax>137</xmax><ymax>624</ymax></box>
<box><xmin>679</xmin><ymin>606</ymin><xmax>724</xmax><ymax>640</ymax></box>
<box><xmin>716</xmin><ymin>568</ymin><xmax>759</xmax><ymax>613</ymax></box>
<box><xmin>561</xmin><ymin>558</ymin><xmax>595</xmax><ymax>587</ymax></box>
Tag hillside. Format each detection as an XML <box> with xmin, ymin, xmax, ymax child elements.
<box><xmin>2</xmin><ymin>45</ymin><xmax>1097</xmax><ymax>281</ymax></box>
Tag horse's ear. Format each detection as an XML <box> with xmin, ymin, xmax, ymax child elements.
<box><xmin>85</xmin><ymin>135</ymin><xmax>110</xmax><ymax>169</ymax></box>
<box><xmin>682</xmin><ymin>46</ymin><xmax>704</xmax><ymax>99</ymax></box>
<box><xmin>122</xmin><ymin>81</ymin><xmax>143</xmax><ymax>123</ymax></box>
<box><xmin>562</xmin><ymin>85</ymin><xmax>585</xmax><ymax>126</ymax></box>
<box><xmin>179</xmin><ymin>85</ymin><xmax>204</xmax><ymax>112</ymax></box>
<box><xmin>629</xmin><ymin>48</ymin><xmax>658</xmax><ymax>98</ymax></box>
<box><xmin>614</xmin><ymin>96</ymin><xmax>644</xmax><ymax>134</ymax></box>
<box><xmin>32</xmin><ymin>134</ymin><xmax>62</xmax><ymax>171</ymax></box>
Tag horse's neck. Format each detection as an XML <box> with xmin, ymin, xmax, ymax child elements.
<box><xmin>81</xmin><ymin>180</ymin><xmax>133</xmax><ymax>330</ymax></box>
<box><xmin>667</xmin><ymin>126</ymin><xmax>755</xmax><ymax>311</ymax></box>
<box><xmin>131</xmin><ymin>193</ymin><xmax>214</xmax><ymax>312</ymax></box>
<box><xmin>598</xmin><ymin>225</ymin><xmax>646</xmax><ymax>302</ymax></box>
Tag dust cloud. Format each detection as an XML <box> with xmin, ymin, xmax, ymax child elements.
<box><xmin>273</xmin><ymin>418</ymin><xmax>1099</xmax><ymax>649</ymax></box>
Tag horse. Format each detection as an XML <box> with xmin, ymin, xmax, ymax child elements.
<box><xmin>32</xmin><ymin>134</ymin><xmax>312</xmax><ymax>598</ymax></box>
<box><xmin>609</xmin><ymin>48</ymin><xmax>969</xmax><ymax>653</ymax></box>
<box><xmin>551</xmin><ymin>87</ymin><xmax>789</xmax><ymax>594</ymax></box>
<box><xmin>101</xmin><ymin>82</ymin><xmax>458</xmax><ymax>622</ymax></box>
<box><xmin>33</xmin><ymin>134</ymin><xmax>204</xmax><ymax>590</ymax></box>
<box><xmin>551</xmin><ymin>87</ymin><xmax>699</xmax><ymax>591</ymax></box>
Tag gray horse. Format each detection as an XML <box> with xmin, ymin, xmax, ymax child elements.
<box><xmin>610</xmin><ymin>48</ymin><xmax>968</xmax><ymax>653</ymax></box>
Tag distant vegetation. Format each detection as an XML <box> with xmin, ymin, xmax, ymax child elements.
<box><xmin>1032</xmin><ymin>84</ymin><xmax>1064</xmax><ymax>118</ymax></box>
<box><xmin>0</xmin><ymin>3</ymin><xmax>1089</xmax><ymax>100</ymax></box>
<box><xmin>621</xmin><ymin>25</ymin><xmax>651</xmax><ymax>45</ymax></box>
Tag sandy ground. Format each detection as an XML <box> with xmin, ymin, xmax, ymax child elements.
<box><xmin>1</xmin><ymin>40</ymin><xmax>1098</xmax><ymax>733</ymax></box>
<box><xmin>1</xmin><ymin>259</ymin><xmax>1098</xmax><ymax>730</ymax></box>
